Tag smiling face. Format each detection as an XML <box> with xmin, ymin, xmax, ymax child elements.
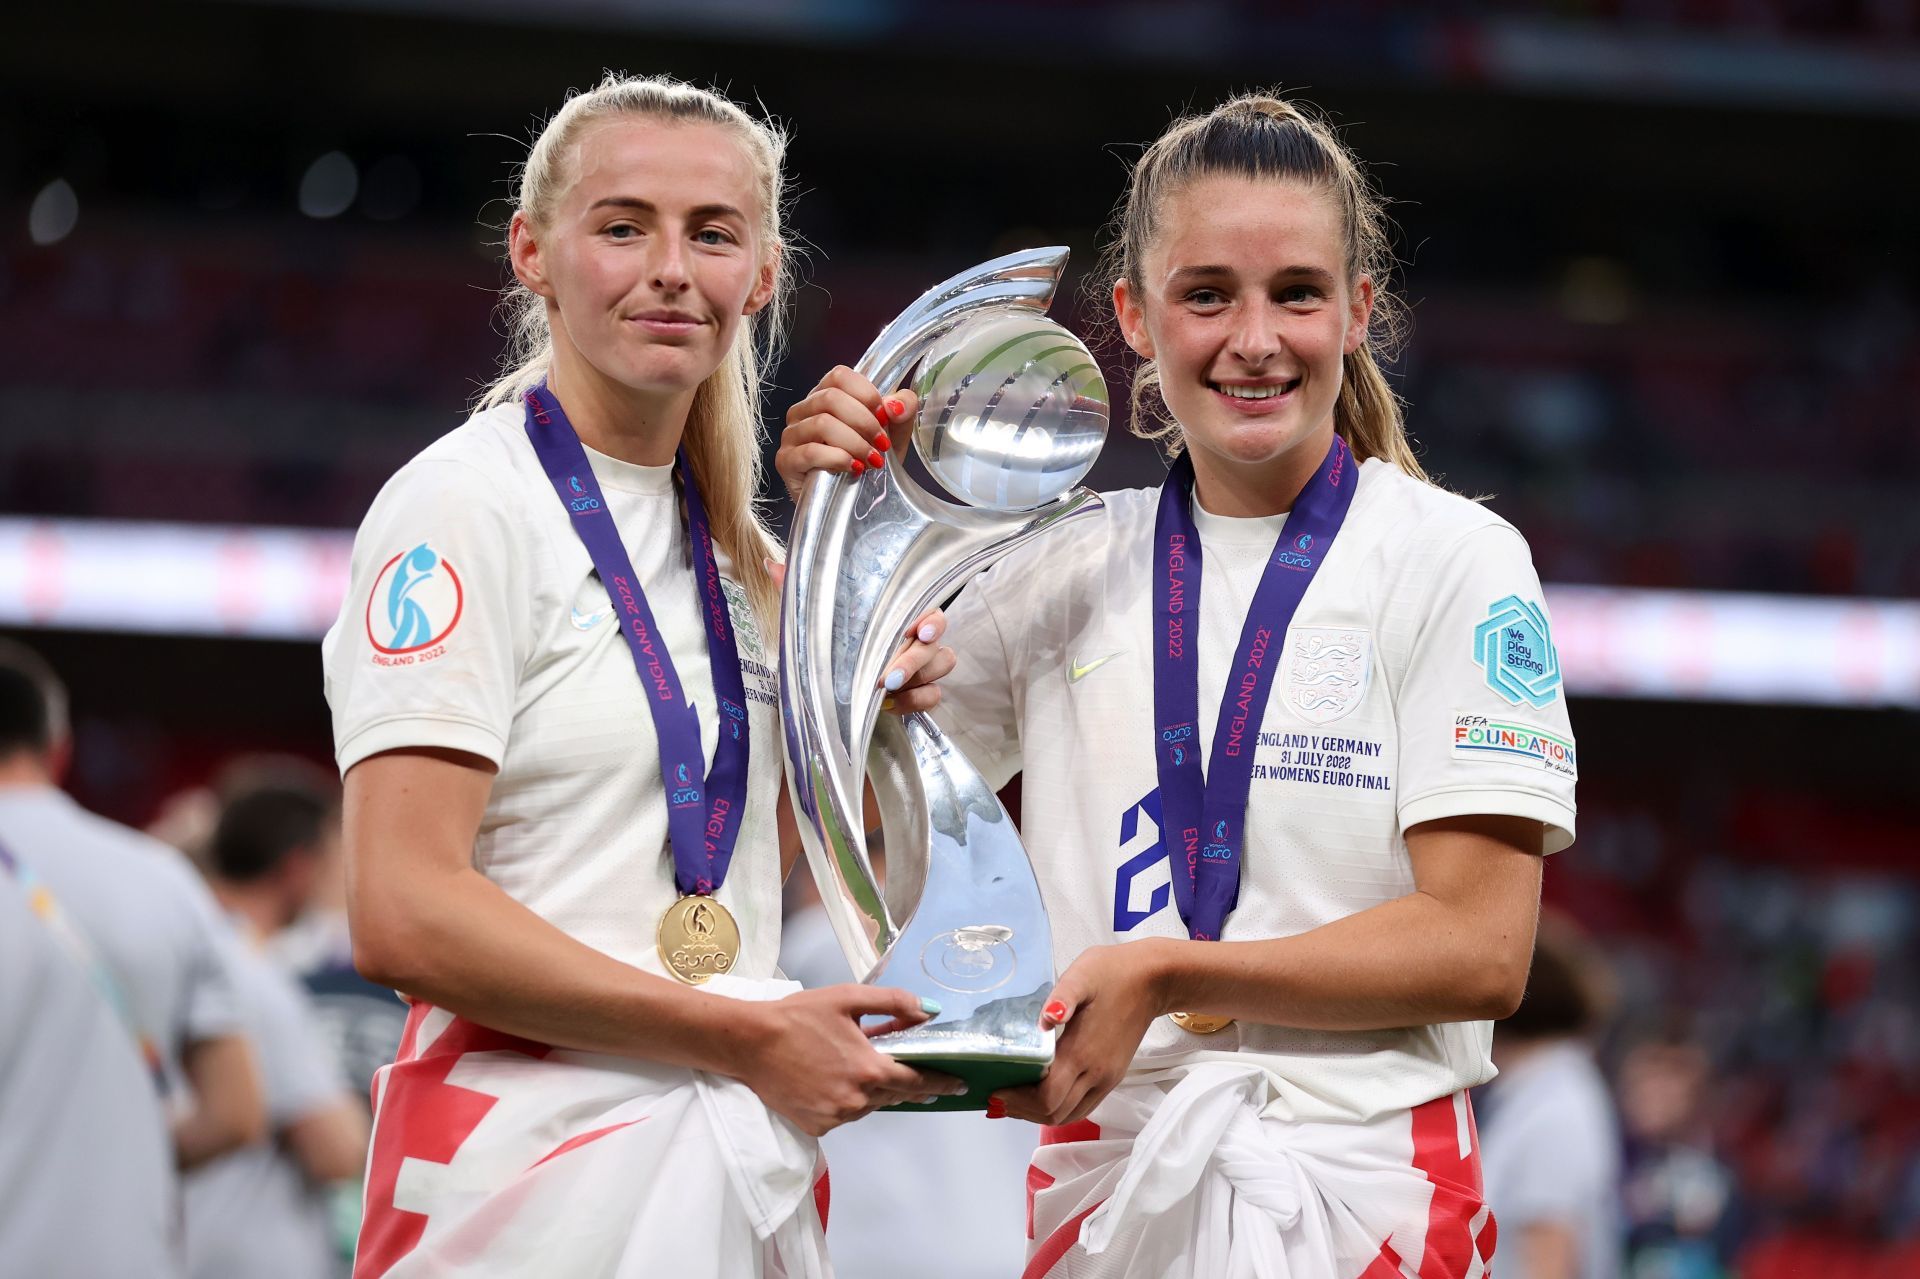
<box><xmin>510</xmin><ymin>116</ymin><xmax>775</xmax><ymax>409</ymax></box>
<box><xmin>1115</xmin><ymin>174</ymin><xmax>1371</xmax><ymax>511</ymax></box>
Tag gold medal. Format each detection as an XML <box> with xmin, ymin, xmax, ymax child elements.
<box><xmin>1169</xmin><ymin>1011</ymin><xmax>1235</xmax><ymax>1034</ymax></box>
<box><xmin>657</xmin><ymin>895</ymin><xmax>741</xmax><ymax>985</ymax></box>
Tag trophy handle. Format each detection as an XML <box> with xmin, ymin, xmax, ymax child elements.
<box><xmin>778</xmin><ymin>247</ymin><xmax>1098</xmax><ymax>980</ymax></box>
<box><xmin>854</xmin><ymin>246</ymin><xmax>1070</xmax><ymax>393</ymax></box>
<box><xmin>780</xmin><ymin>466</ymin><xmax>1097</xmax><ymax>978</ymax></box>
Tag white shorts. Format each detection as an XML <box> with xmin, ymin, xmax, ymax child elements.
<box><xmin>355</xmin><ymin>981</ymin><xmax>830</xmax><ymax>1279</ymax></box>
<box><xmin>1024</xmin><ymin>1062</ymin><xmax>1494</xmax><ymax>1279</ymax></box>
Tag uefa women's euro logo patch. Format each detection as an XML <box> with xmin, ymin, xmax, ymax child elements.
<box><xmin>1473</xmin><ymin>595</ymin><xmax>1561</xmax><ymax>706</ymax></box>
<box><xmin>1282</xmin><ymin>627</ymin><xmax>1372</xmax><ymax>724</ymax></box>
<box><xmin>365</xmin><ymin>542</ymin><xmax>463</xmax><ymax>665</ymax></box>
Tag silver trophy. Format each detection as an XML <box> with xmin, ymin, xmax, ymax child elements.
<box><xmin>779</xmin><ymin>247</ymin><xmax>1108</xmax><ymax>1110</ymax></box>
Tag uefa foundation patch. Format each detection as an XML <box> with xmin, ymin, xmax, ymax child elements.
<box><xmin>1452</xmin><ymin>714</ymin><xmax>1577</xmax><ymax>779</ymax></box>
<box><xmin>366</xmin><ymin>542</ymin><xmax>463</xmax><ymax>663</ymax></box>
<box><xmin>1473</xmin><ymin>595</ymin><xmax>1561</xmax><ymax>706</ymax></box>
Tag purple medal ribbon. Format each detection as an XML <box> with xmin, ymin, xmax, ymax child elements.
<box><xmin>524</xmin><ymin>382</ymin><xmax>750</xmax><ymax>898</ymax></box>
<box><xmin>1151</xmin><ymin>434</ymin><xmax>1357</xmax><ymax>941</ymax></box>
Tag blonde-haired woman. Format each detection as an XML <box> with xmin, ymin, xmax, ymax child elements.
<box><xmin>780</xmin><ymin>93</ymin><xmax>1576</xmax><ymax>1277</ymax></box>
<box><xmin>325</xmin><ymin>74</ymin><xmax>958</xmax><ymax>1279</ymax></box>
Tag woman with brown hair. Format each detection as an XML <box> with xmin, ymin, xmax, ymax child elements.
<box><xmin>780</xmin><ymin>92</ymin><xmax>1578</xmax><ymax>1277</ymax></box>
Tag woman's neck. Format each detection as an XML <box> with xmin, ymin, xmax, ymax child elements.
<box><xmin>1185</xmin><ymin>425</ymin><xmax>1335</xmax><ymax>518</ymax></box>
<box><xmin>545</xmin><ymin>343</ymin><xmax>692</xmax><ymax>467</ymax></box>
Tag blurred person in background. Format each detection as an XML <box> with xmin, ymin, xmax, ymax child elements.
<box><xmin>1</xmin><ymin>827</ymin><xmax>180</xmax><ymax>1275</ymax></box>
<box><xmin>0</xmin><ymin>639</ymin><xmax>265</xmax><ymax>1177</ymax></box>
<box><xmin>781</xmin><ymin>93</ymin><xmax>1571</xmax><ymax>1277</ymax></box>
<box><xmin>324</xmin><ymin>73</ymin><xmax>955</xmax><ymax>1278</ymax></box>
<box><xmin>1617</xmin><ymin>1038</ymin><xmax>1740</xmax><ymax>1279</ymax></box>
<box><xmin>255</xmin><ymin>773</ymin><xmax>411</xmax><ymax>1114</ymax></box>
<box><xmin>778</xmin><ymin>845</ymin><xmax>1036</xmax><ymax>1279</ymax></box>
<box><xmin>1478</xmin><ymin>914</ymin><xmax>1622</xmax><ymax>1279</ymax></box>
<box><xmin>147</xmin><ymin>759</ymin><xmax>409</xmax><ymax>1108</ymax></box>
<box><xmin>183</xmin><ymin>780</ymin><xmax>370</xmax><ymax>1279</ymax></box>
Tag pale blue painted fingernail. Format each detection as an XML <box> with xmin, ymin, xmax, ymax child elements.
<box><xmin>919</xmin><ymin>997</ymin><xmax>943</xmax><ymax>1016</ymax></box>
<box><xmin>917</xmin><ymin>622</ymin><xmax>937</xmax><ymax>643</ymax></box>
<box><xmin>884</xmin><ymin>669</ymin><xmax>906</xmax><ymax>691</ymax></box>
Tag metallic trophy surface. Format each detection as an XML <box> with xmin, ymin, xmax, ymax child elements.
<box><xmin>779</xmin><ymin>247</ymin><xmax>1107</xmax><ymax>1110</ymax></box>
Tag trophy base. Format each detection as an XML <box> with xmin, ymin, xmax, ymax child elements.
<box><xmin>867</xmin><ymin>1002</ymin><xmax>1053</xmax><ymax>1112</ymax></box>
<box><xmin>879</xmin><ymin>1054</ymin><xmax>1047</xmax><ymax>1112</ymax></box>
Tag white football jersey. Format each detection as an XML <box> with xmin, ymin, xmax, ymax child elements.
<box><xmin>322</xmin><ymin>403</ymin><xmax>784</xmax><ymax>980</ymax></box>
<box><xmin>934</xmin><ymin>457</ymin><xmax>1577</xmax><ymax>1123</ymax></box>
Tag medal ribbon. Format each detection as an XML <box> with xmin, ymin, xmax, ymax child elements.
<box><xmin>524</xmin><ymin>382</ymin><xmax>750</xmax><ymax>897</ymax></box>
<box><xmin>1151</xmin><ymin>434</ymin><xmax>1357</xmax><ymax>940</ymax></box>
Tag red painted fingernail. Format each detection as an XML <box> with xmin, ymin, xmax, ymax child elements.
<box><xmin>886</xmin><ymin>398</ymin><xmax>905</xmax><ymax>419</ymax></box>
<box><xmin>867</xmin><ymin>449</ymin><xmax>885</xmax><ymax>469</ymax></box>
<box><xmin>1043</xmin><ymin>1000</ymin><xmax>1068</xmax><ymax>1023</ymax></box>
<box><xmin>874</xmin><ymin>431</ymin><xmax>891</xmax><ymax>452</ymax></box>
<box><xmin>985</xmin><ymin>1098</ymin><xmax>1007</xmax><ymax>1119</ymax></box>
<box><xmin>850</xmin><ymin>459</ymin><xmax>865</xmax><ymax>477</ymax></box>
<box><xmin>874</xmin><ymin>401</ymin><xmax>891</xmax><ymax>426</ymax></box>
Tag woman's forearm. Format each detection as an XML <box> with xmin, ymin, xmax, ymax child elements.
<box><xmin>352</xmin><ymin>856</ymin><xmax>764</xmax><ymax>1077</ymax></box>
<box><xmin>345</xmin><ymin>749</ymin><xmax>770</xmax><ymax>1078</ymax></box>
<box><xmin>1149</xmin><ymin>889</ymin><xmax>1527</xmax><ymax>1031</ymax></box>
<box><xmin>1147</xmin><ymin>817</ymin><xmax>1544</xmax><ymax>1031</ymax></box>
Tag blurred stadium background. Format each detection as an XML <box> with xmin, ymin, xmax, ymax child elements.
<box><xmin>7</xmin><ymin>1</ymin><xmax>1919</xmax><ymax>1275</ymax></box>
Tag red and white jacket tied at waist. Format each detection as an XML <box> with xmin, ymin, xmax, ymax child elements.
<box><xmin>355</xmin><ymin>975</ymin><xmax>830</xmax><ymax>1279</ymax></box>
<box><xmin>1025</xmin><ymin>1061</ymin><xmax>1495</xmax><ymax>1279</ymax></box>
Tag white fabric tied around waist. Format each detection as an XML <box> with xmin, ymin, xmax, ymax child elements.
<box><xmin>693</xmin><ymin>975</ymin><xmax>819</xmax><ymax>1245</ymax></box>
<box><xmin>1082</xmin><ymin>1061</ymin><xmax>1305</xmax><ymax>1256</ymax></box>
<box><xmin>372</xmin><ymin>975</ymin><xmax>828</xmax><ymax>1279</ymax></box>
<box><xmin>1031</xmin><ymin>1063</ymin><xmax>1485</xmax><ymax>1278</ymax></box>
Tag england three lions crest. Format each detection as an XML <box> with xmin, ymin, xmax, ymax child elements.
<box><xmin>1283</xmin><ymin>627</ymin><xmax>1372</xmax><ymax>725</ymax></box>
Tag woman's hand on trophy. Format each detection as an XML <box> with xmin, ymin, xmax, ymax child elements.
<box><xmin>989</xmin><ymin>940</ymin><xmax>1175</xmax><ymax>1126</ymax></box>
<box><xmin>880</xmin><ymin>609</ymin><xmax>954</xmax><ymax>714</ymax></box>
<box><xmin>734</xmin><ymin>984</ymin><xmax>967</xmax><ymax>1136</ymax></box>
<box><xmin>777</xmin><ymin>366</ymin><xmax>920</xmax><ymax>503</ymax></box>
<box><xmin>765</xmin><ymin>560</ymin><xmax>953</xmax><ymax>714</ymax></box>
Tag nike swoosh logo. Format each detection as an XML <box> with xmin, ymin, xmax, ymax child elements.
<box><xmin>1069</xmin><ymin>652</ymin><xmax>1121</xmax><ymax>683</ymax></box>
<box><xmin>571</xmin><ymin>607</ymin><xmax>613</xmax><ymax>631</ymax></box>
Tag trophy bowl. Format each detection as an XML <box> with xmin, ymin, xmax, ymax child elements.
<box><xmin>911</xmin><ymin>311</ymin><xmax>1107</xmax><ymax>512</ymax></box>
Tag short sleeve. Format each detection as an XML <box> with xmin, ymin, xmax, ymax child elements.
<box><xmin>172</xmin><ymin>861</ymin><xmax>245</xmax><ymax>1045</ymax></box>
<box><xmin>323</xmin><ymin>456</ymin><xmax>530</xmax><ymax>775</ymax></box>
<box><xmin>1394</xmin><ymin>523</ymin><xmax>1577</xmax><ymax>852</ymax></box>
<box><xmin>249</xmin><ymin>961</ymin><xmax>350</xmax><ymax>1124</ymax></box>
<box><xmin>931</xmin><ymin>569</ymin><xmax>1024</xmax><ymax>791</ymax></box>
